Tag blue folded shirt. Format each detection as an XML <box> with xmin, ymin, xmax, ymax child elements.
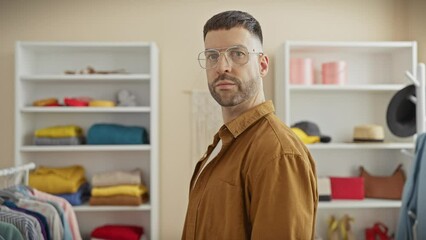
<box><xmin>56</xmin><ymin>182</ymin><xmax>91</xmax><ymax>206</ymax></box>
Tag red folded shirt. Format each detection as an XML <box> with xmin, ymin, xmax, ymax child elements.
<box><xmin>91</xmin><ymin>225</ymin><xmax>144</xmax><ymax>240</ymax></box>
<box><xmin>64</xmin><ymin>97</ymin><xmax>91</xmax><ymax>107</ymax></box>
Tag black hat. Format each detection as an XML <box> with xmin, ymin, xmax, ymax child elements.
<box><xmin>291</xmin><ymin>121</ymin><xmax>331</xmax><ymax>143</ymax></box>
<box><xmin>386</xmin><ymin>84</ymin><xmax>416</xmax><ymax>137</ymax></box>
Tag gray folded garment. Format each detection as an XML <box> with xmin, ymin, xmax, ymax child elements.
<box><xmin>34</xmin><ymin>137</ymin><xmax>85</xmax><ymax>145</ymax></box>
<box><xmin>92</xmin><ymin>169</ymin><xmax>143</xmax><ymax>187</ymax></box>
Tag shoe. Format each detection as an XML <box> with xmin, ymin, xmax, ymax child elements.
<box><xmin>365</xmin><ymin>222</ymin><xmax>394</xmax><ymax>240</ymax></box>
<box><xmin>365</xmin><ymin>227</ymin><xmax>375</xmax><ymax>240</ymax></box>
<box><xmin>328</xmin><ymin>215</ymin><xmax>340</xmax><ymax>240</ymax></box>
<box><xmin>339</xmin><ymin>214</ymin><xmax>355</xmax><ymax>240</ymax></box>
<box><xmin>373</xmin><ymin>222</ymin><xmax>393</xmax><ymax>240</ymax></box>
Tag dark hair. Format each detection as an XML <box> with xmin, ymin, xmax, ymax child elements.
<box><xmin>203</xmin><ymin>10</ymin><xmax>263</xmax><ymax>45</ymax></box>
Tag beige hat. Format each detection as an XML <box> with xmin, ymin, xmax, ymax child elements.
<box><xmin>353</xmin><ymin>124</ymin><xmax>384</xmax><ymax>142</ymax></box>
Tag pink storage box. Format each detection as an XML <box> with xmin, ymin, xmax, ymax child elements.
<box><xmin>290</xmin><ymin>58</ymin><xmax>314</xmax><ymax>85</ymax></box>
<box><xmin>322</xmin><ymin>61</ymin><xmax>347</xmax><ymax>85</ymax></box>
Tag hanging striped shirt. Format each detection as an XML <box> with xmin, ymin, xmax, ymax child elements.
<box><xmin>0</xmin><ymin>205</ymin><xmax>42</xmax><ymax>240</ymax></box>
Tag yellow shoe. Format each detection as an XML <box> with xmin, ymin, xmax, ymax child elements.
<box><xmin>339</xmin><ymin>214</ymin><xmax>356</xmax><ymax>240</ymax></box>
<box><xmin>328</xmin><ymin>215</ymin><xmax>340</xmax><ymax>240</ymax></box>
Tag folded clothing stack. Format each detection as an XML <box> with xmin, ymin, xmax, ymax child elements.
<box><xmin>89</xmin><ymin>100</ymin><xmax>116</xmax><ymax>107</ymax></box>
<box><xmin>56</xmin><ymin>182</ymin><xmax>91</xmax><ymax>206</ymax></box>
<box><xmin>34</xmin><ymin>125</ymin><xmax>85</xmax><ymax>145</ymax></box>
<box><xmin>91</xmin><ymin>225</ymin><xmax>144</xmax><ymax>240</ymax></box>
<box><xmin>33</xmin><ymin>98</ymin><xmax>60</xmax><ymax>107</ymax></box>
<box><xmin>29</xmin><ymin>165</ymin><xmax>90</xmax><ymax>206</ymax></box>
<box><xmin>65</xmin><ymin>97</ymin><xmax>116</xmax><ymax>107</ymax></box>
<box><xmin>90</xmin><ymin>169</ymin><xmax>148</xmax><ymax>206</ymax></box>
<box><xmin>87</xmin><ymin>124</ymin><xmax>149</xmax><ymax>145</ymax></box>
<box><xmin>64</xmin><ymin>97</ymin><xmax>92</xmax><ymax>107</ymax></box>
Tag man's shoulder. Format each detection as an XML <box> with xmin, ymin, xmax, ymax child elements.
<box><xmin>247</xmin><ymin>113</ymin><xmax>309</xmax><ymax>157</ymax></box>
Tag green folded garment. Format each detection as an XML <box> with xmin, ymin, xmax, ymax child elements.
<box><xmin>87</xmin><ymin>123</ymin><xmax>149</xmax><ymax>144</ymax></box>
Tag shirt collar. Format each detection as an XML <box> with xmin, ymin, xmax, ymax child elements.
<box><xmin>223</xmin><ymin>100</ymin><xmax>275</xmax><ymax>138</ymax></box>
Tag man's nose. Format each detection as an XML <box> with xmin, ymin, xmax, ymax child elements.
<box><xmin>215</xmin><ymin>53</ymin><xmax>231</xmax><ymax>72</ymax></box>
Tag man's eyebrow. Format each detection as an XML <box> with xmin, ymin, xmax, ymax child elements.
<box><xmin>204</xmin><ymin>45</ymin><xmax>247</xmax><ymax>51</ymax></box>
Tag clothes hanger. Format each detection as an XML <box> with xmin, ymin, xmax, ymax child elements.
<box><xmin>0</xmin><ymin>190</ymin><xmax>19</xmax><ymax>203</ymax></box>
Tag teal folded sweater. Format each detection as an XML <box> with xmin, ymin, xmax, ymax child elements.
<box><xmin>87</xmin><ymin>124</ymin><xmax>149</xmax><ymax>144</ymax></box>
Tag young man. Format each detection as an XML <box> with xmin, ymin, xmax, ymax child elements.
<box><xmin>182</xmin><ymin>10</ymin><xmax>318</xmax><ymax>240</ymax></box>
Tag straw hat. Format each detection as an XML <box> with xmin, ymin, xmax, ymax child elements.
<box><xmin>353</xmin><ymin>124</ymin><xmax>384</xmax><ymax>142</ymax></box>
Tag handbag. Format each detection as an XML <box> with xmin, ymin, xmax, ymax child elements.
<box><xmin>359</xmin><ymin>164</ymin><xmax>405</xmax><ymax>199</ymax></box>
<box><xmin>330</xmin><ymin>177</ymin><xmax>364</xmax><ymax>200</ymax></box>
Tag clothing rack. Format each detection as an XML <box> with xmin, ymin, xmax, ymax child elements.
<box><xmin>399</xmin><ymin>63</ymin><xmax>426</xmax><ymax>158</ymax></box>
<box><xmin>0</xmin><ymin>162</ymin><xmax>35</xmax><ymax>186</ymax></box>
<box><xmin>406</xmin><ymin>63</ymin><xmax>426</xmax><ymax>133</ymax></box>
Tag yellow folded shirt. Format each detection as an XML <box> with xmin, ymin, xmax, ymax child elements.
<box><xmin>89</xmin><ymin>100</ymin><xmax>115</xmax><ymax>107</ymax></box>
<box><xmin>35</xmin><ymin>125</ymin><xmax>83</xmax><ymax>138</ymax></box>
<box><xmin>91</xmin><ymin>185</ymin><xmax>147</xmax><ymax>197</ymax></box>
<box><xmin>29</xmin><ymin>165</ymin><xmax>86</xmax><ymax>194</ymax></box>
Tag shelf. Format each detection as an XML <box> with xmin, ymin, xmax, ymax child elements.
<box><xmin>20</xmin><ymin>74</ymin><xmax>151</xmax><ymax>82</ymax></box>
<box><xmin>19</xmin><ymin>41</ymin><xmax>153</xmax><ymax>49</ymax></box>
<box><xmin>16</xmin><ymin>41</ymin><xmax>160</xmax><ymax>240</ymax></box>
<box><xmin>73</xmin><ymin>203</ymin><xmax>151</xmax><ymax>212</ymax></box>
<box><xmin>306</xmin><ymin>142</ymin><xmax>414</xmax><ymax>150</ymax></box>
<box><xmin>21</xmin><ymin>106</ymin><xmax>151</xmax><ymax>113</ymax></box>
<box><xmin>287</xmin><ymin>41</ymin><xmax>415</xmax><ymax>52</ymax></box>
<box><xmin>289</xmin><ymin>84</ymin><xmax>406</xmax><ymax>91</ymax></box>
<box><xmin>318</xmin><ymin>199</ymin><xmax>401</xmax><ymax>209</ymax></box>
<box><xmin>20</xmin><ymin>145</ymin><xmax>151</xmax><ymax>152</ymax></box>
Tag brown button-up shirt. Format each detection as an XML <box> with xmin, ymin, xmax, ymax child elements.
<box><xmin>182</xmin><ymin>101</ymin><xmax>318</xmax><ymax>240</ymax></box>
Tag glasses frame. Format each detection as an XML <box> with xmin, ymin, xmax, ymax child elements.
<box><xmin>197</xmin><ymin>45</ymin><xmax>263</xmax><ymax>69</ymax></box>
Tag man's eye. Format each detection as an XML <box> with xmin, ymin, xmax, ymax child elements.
<box><xmin>230</xmin><ymin>50</ymin><xmax>246</xmax><ymax>58</ymax></box>
<box><xmin>206</xmin><ymin>53</ymin><xmax>219</xmax><ymax>61</ymax></box>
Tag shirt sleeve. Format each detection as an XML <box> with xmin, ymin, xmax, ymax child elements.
<box><xmin>248</xmin><ymin>153</ymin><xmax>318</xmax><ymax>240</ymax></box>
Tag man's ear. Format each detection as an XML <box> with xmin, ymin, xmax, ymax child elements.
<box><xmin>259</xmin><ymin>54</ymin><xmax>269</xmax><ymax>77</ymax></box>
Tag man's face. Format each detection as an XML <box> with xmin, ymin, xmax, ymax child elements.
<box><xmin>204</xmin><ymin>27</ymin><xmax>267</xmax><ymax>107</ymax></box>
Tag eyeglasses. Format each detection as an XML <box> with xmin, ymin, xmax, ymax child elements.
<box><xmin>197</xmin><ymin>46</ymin><xmax>263</xmax><ymax>69</ymax></box>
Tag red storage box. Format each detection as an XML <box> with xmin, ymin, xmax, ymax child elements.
<box><xmin>330</xmin><ymin>177</ymin><xmax>364</xmax><ymax>200</ymax></box>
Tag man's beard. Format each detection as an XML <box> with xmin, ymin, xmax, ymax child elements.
<box><xmin>208</xmin><ymin>73</ymin><xmax>258</xmax><ymax>107</ymax></box>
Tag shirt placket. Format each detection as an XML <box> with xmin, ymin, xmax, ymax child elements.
<box><xmin>186</xmin><ymin>127</ymin><xmax>235</xmax><ymax>240</ymax></box>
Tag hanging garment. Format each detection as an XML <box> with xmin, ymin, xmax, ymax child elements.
<box><xmin>2</xmin><ymin>200</ymin><xmax>50</xmax><ymax>240</ymax></box>
<box><xmin>0</xmin><ymin>205</ymin><xmax>43</xmax><ymax>240</ymax></box>
<box><xmin>16</xmin><ymin>198</ymin><xmax>64</xmax><ymax>240</ymax></box>
<box><xmin>32</xmin><ymin>188</ymin><xmax>82</xmax><ymax>240</ymax></box>
<box><xmin>14</xmin><ymin>186</ymin><xmax>73</xmax><ymax>240</ymax></box>
<box><xmin>0</xmin><ymin>221</ymin><xmax>24</xmax><ymax>240</ymax></box>
<box><xmin>397</xmin><ymin>133</ymin><xmax>426</xmax><ymax>239</ymax></box>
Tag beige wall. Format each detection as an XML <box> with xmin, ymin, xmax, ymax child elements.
<box><xmin>0</xmin><ymin>0</ymin><xmax>424</xmax><ymax>239</ymax></box>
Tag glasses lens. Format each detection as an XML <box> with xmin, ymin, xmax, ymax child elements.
<box><xmin>226</xmin><ymin>47</ymin><xmax>249</xmax><ymax>65</ymax></box>
<box><xmin>198</xmin><ymin>47</ymin><xmax>251</xmax><ymax>69</ymax></box>
<box><xmin>198</xmin><ymin>50</ymin><xmax>219</xmax><ymax>69</ymax></box>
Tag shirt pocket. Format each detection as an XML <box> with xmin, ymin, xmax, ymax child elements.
<box><xmin>198</xmin><ymin>179</ymin><xmax>248</xmax><ymax>239</ymax></box>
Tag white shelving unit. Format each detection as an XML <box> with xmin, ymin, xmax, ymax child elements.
<box><xmin>15</xmin><ymin>42</ymin><xmax>159</xmax><ymax>240</ymax></box>
<box><xmin>275</xmin><ymin>41</ymin><xmax>420</xmax><ymax>239</ymax></box>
